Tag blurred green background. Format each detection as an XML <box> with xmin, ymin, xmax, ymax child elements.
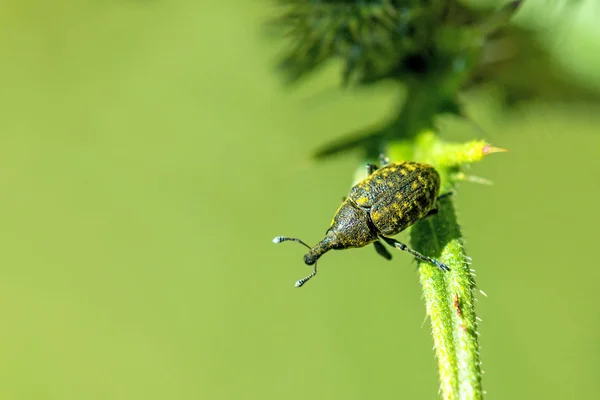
<box><xmin>1</xmin><ymin>0</ymin><xmax>600</xmax><ymax>399</ymax></box>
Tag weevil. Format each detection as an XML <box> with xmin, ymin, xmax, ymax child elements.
<box><xmin>274</xmin><ymin>158</ymin><xmax>450</xmax><ymax>287</ymax></box>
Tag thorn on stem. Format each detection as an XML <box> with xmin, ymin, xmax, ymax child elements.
<box><xmin>482</xmin><ymin>144</ymin><xmax>509</xmax><ymax>155</ymax></box>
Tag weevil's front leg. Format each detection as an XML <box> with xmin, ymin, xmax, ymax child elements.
<box><xmin>373</xmin><ymin>240</ymin><xmax>392</xmax><ymax>260</ymax></box>
<box><xmin>380</xmin><ymin>236</ymin><xmax>450</xmax><ymax>272</ymax></box>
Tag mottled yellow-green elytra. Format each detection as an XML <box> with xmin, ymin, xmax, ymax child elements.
<box><xmin>274</xmin><ymin>160</ymin><xmax>450</xmax><ymax>287</ymax></box>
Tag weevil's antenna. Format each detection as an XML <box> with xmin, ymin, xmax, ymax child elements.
<box><xmin>272</xmin><ymin>236</ymin><xmax>310</xmax><ymax>249</ymax></box>
<box><xmin>272</xmin><ymin>236</ymin><xmax>318</xmax><ymax>288</ymax></box>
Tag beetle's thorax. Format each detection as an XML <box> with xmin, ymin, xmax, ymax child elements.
<box><xmin>304</xmin><ymin>199</ymin><xmax>379</xmax><ymax>266</ymax></box>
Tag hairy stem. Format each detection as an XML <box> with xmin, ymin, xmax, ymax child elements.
<box><xmin>411</xmin><ymin>196</ymin><xmax>482</xmax><ymax>399</ymax></box>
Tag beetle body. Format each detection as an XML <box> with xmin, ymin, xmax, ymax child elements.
<box><xmin>274</xmin><ymin>160</ymin><xmax>448</xmax><ymax>288</ymax></box>
<box><xmin>304</xmin><ymin>161</ymin><xmax>440</xmax><ymax>265</ymax></box>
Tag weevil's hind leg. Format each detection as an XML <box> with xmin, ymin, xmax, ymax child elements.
<box><xmin>425</xmin><ymin>191</ymin><xmax>454</xmax><ymax>217</ymax></box>
<box><xmin>380</xmin><ymin>236</ymin><xmax>450</xmax><ymax>272</ymax></box>
<box><xmin>437</xmin><ymin>191</ymin><xmax>453</xmax><ymax>201</ymax></box>
<box><xmin>374</xmin><ymin>240</ymin><xmax>392</xmax><ymax>260</ymax></box>
<box><xmin>379</xmin><ymin>154</ymin><xmax>390</xmax><ymax>166</ymax></box>
<box><xmin>366</xmin><ymin>164</ymin><xmax>378</xmax><ymax>176</ymax></box>
<box><xmin>425</xmin><ymin>207</ymin><xmax>439</xmax><ymax>218</ymax></box>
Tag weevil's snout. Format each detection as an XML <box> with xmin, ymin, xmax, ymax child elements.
<box><xmin>303</xmin><ymin>236</ymin><xmax>336</xmax><ymax>265</ymax></box>
<box><xmin>304</xmin><ymin>253</ymin><xmax>317</xmax><ymax>265</ymax></box>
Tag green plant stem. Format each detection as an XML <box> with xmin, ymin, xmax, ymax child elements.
<box><xmin>274</xmin><ymin>2</ymin><xmax>519</xmax><ymax>397</ymax></box>
<box><xmin>411</xmin><ymin>196</ymin><xmax>482</xmax><ymax>400</ymax></box>
<box><xmin>387</xmin><ymin>130</ymin><xmax>484</xmax><ymax>399</ymax></box>
<box><xmin>348</xmin><ymin>57</ymin><xmax>488</xmax><ymax>400</ymax></box>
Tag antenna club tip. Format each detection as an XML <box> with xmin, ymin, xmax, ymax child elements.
<box><xmin>273</xmin><ymin>236</ymin><xmax>284</xmax><ymax>244</ymax></box>
<box><xmin>295</xmin><ymin>281</ymin><xmax>303</xmax><ymax>288</ymax></box>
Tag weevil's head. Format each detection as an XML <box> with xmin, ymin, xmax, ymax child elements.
<box><xmin>272</xmin><ymin>200</ymin><xmax>376</xmax><ymax>287</ymax></box>
<box><xmin>304</xmin><ymin>252</ymin><xmax>318</xmax><ymax>266</ymax></box>
<box><xmin>303</xmin><ymin>234</ymin><xmax>338</xmax><ymax>265</ymax></box>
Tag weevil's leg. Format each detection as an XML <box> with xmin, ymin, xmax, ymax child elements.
<box><xmin>425</xmin><ymin>207</ymin><xmax>439</xmax><ymax>218</ymax></box>
<box><xmin>374</xmin><ymin>240</ymin><xmax>392</xmax><ymax>260</ymax></box>
<box><xmin>366</xmin><ymin>163</ymin><xmax>378</xmax><ymax>176</ymax></box>
<box><xmin>437</xmin><ymin>191</ymin><xmax>453</xmax><ymax>201</ymax></box>
<box><xmin>380</xmin><ymin>236</ymin><xmax>450</xmax><ymax>272</ymax></box>
<box><xmin>425</xmin><ymin>192</ymin><xmax>454</xmax><ymax>217</ymax></box>
<box><xmin>426</xmin><ymin>191</ymin><xmax>454</xmax><ymax>217</ymax></box>
<box><xmin>379</xmin><ymin>154</ymin><xmax>390</xmax><ymax>166</ymax></box>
